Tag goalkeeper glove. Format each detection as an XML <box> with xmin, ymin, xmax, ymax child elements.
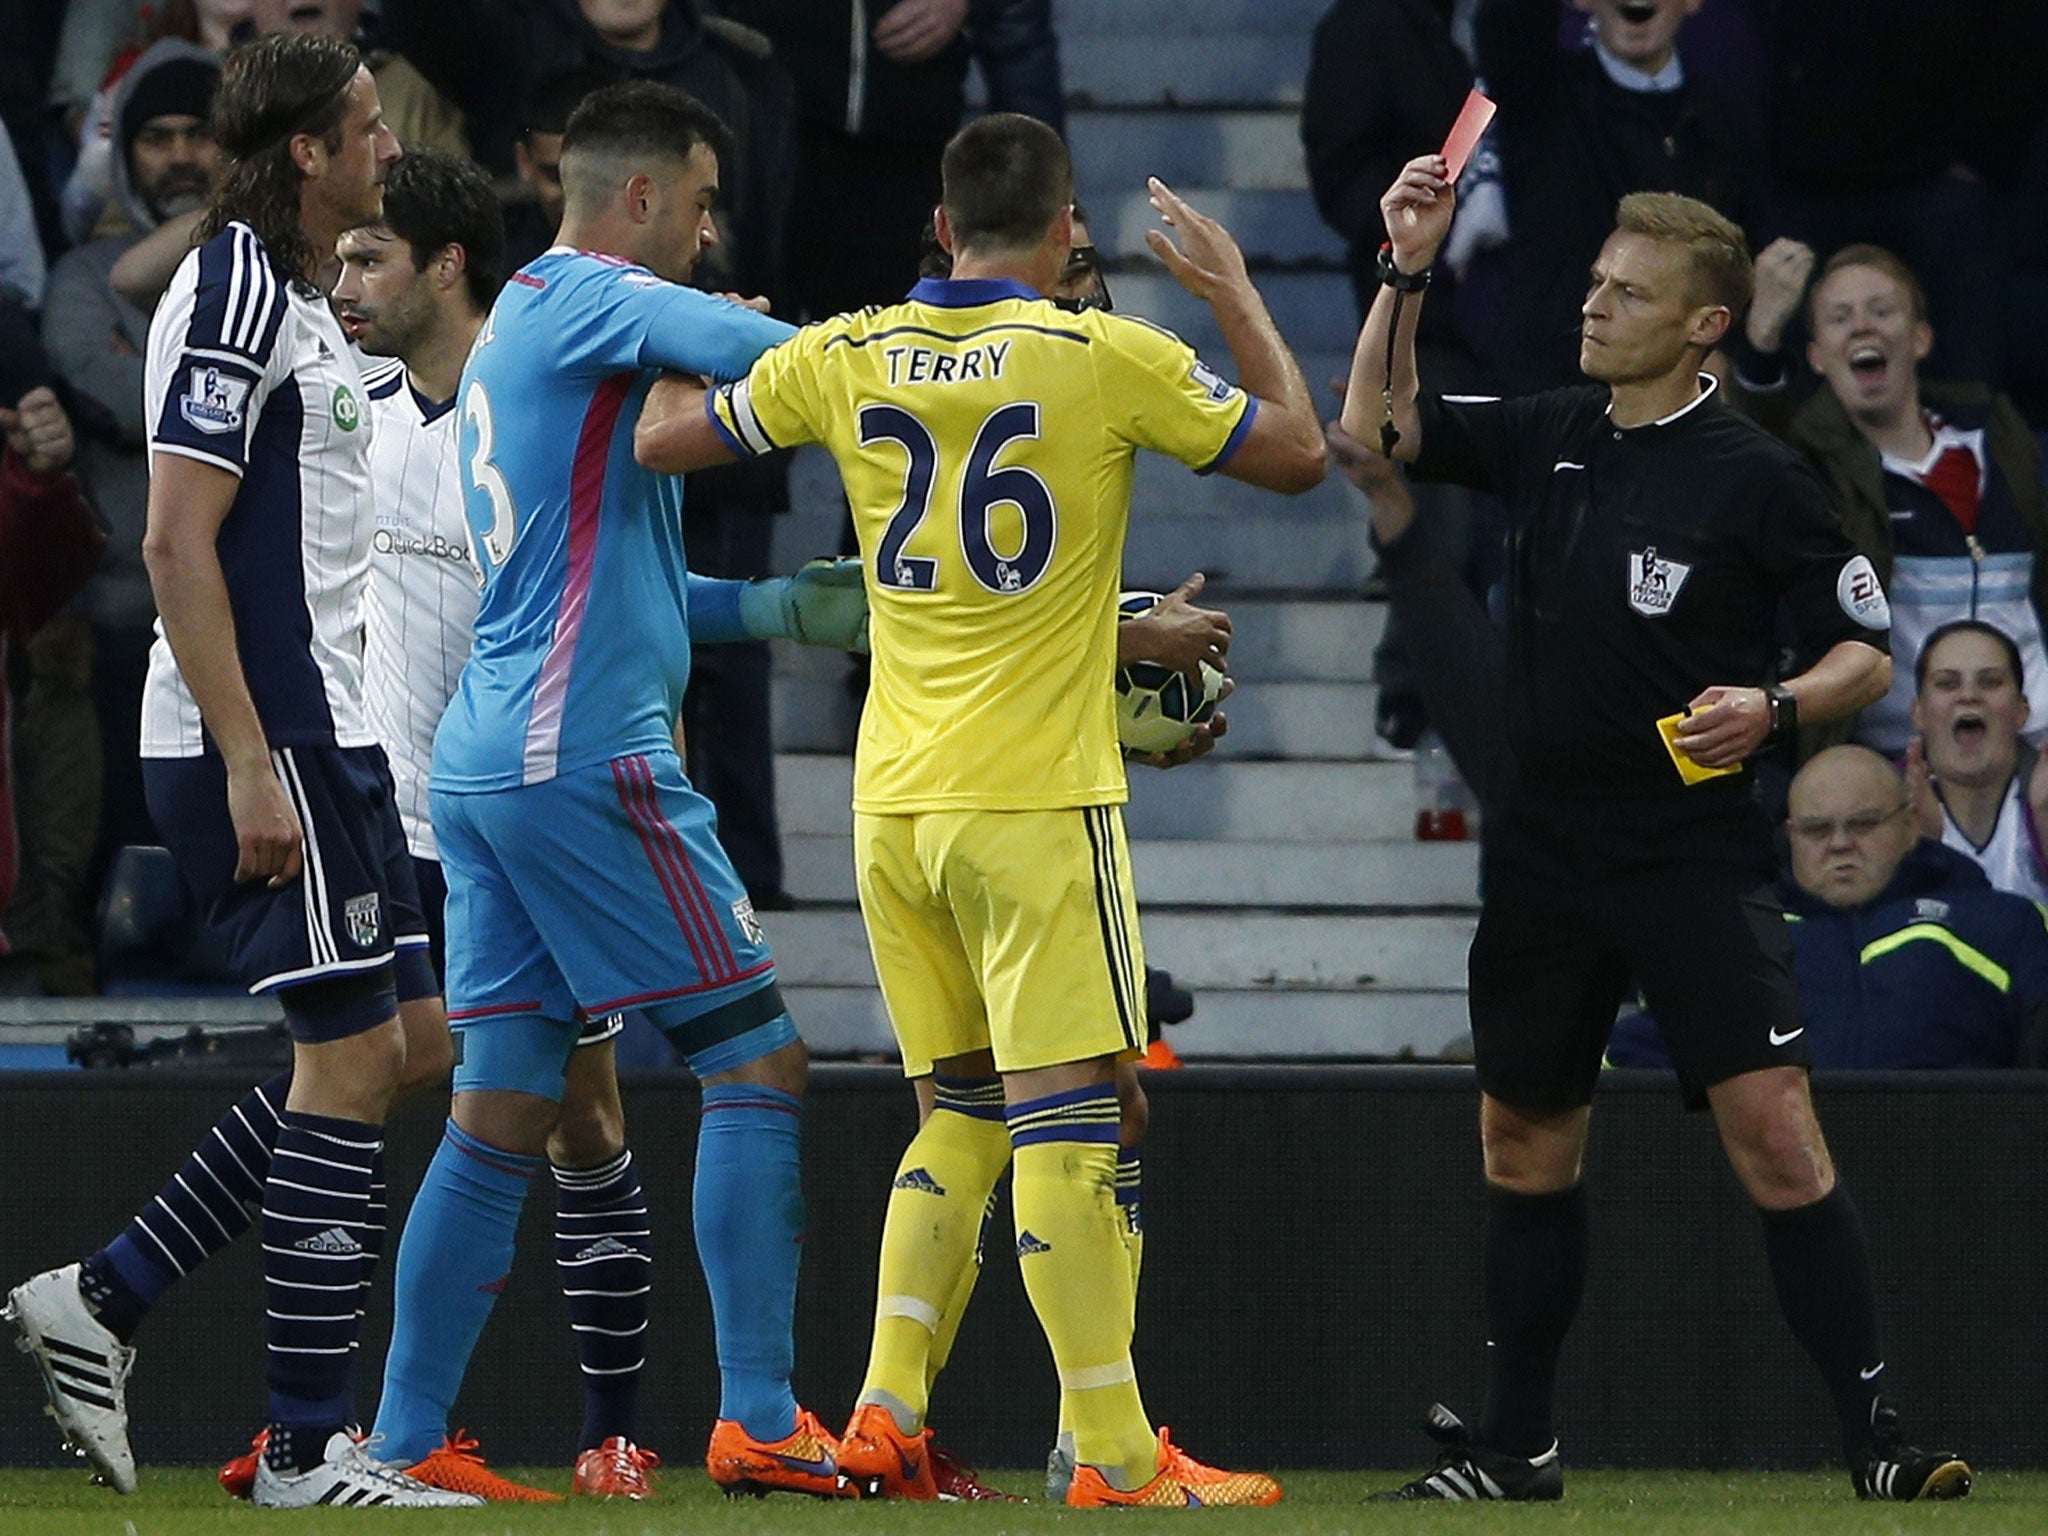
<box><xmin>737</xmin><ymin>556</ymin><xmax>870</xmax><ymax>654</ymax></box>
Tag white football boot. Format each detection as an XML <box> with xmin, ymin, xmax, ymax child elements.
<box><xmin>5</xmin><ymin>1263</ymin><xmax>137</xmax><ymax>1493</ymax></box>
<box><xmin>252</xmin><ymin>1431</ymin><xmax>484</xmax><ymax>1508</ymax></box>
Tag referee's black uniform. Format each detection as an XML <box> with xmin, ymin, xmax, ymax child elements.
<box><xmin>1412</xmin><ymin>374</ymin><xmax>1890</xmax><ymax>1110</ymax></box>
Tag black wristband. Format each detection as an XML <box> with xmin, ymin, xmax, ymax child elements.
<box><xmin>1765</xmin><ymin>684</ymin><xmax>1799</xmax><ymax>744</ymax></box>
<box><xmin>1377</xmin><ymin>242</ymin><xmax>1431</xmax><ymax>292</ymax></box>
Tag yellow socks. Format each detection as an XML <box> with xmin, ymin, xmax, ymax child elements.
<box><xmin>857</xmin><ymin>1077</ymin><xmax>1011</xmax><ymax>1430</ymax></box>
<box><xmin>1009</xmin><ymin>1086</ymin><xmax>1156</xmax><ymax>1489</ymax></box>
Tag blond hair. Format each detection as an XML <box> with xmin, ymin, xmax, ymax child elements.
<box><xmin>1614</xmin><ymin>192</ymin><xmax>1753</xmax><ymax>315</ymax></box>
<box><xmin>1810</xmin><ymin>243</ymin><xmax>1928</xmax><ymax>326</ymax></box>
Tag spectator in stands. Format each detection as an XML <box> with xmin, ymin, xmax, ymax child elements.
<box><xmin>43</xmin><ymin>42</ymin><xmax>222</xmax><ymax>871</ymax></box>
<box><xmin>383</xmin><ymin>0</ymin><xmax>795</xmax><ymax>294</ymax></box>
<box><xmin>708</xmin><ymin>0</ymin><xmax>961</xmax><ymax>321</ymax></box>
<box><xmin>1327</xmin><ymin>401</ymin><xmax>1506</xmax><ymax>802</ymax></box>
<box><xmin>58</xmin><ymin>3</ymin><xmax>240</xmax><ymax>247</ymax></box>
<box><xmin>1610</xmin><ymin>745</ymin><xmax>2048</xmax><ymax>1069</ymax></box>
<box><xmin>1475</xmin><ymin>0</ymin><xmax>1765</xmax><ymax>393</ymax></box>
<box><xmin>105</xmin><ymin>1</ymin><xmax>469</xmax><ymax>307</ymax></box>
<box><xmin>1302</xmin><ymin>0</ymin><xmax>1472</xmax><ymax>333</ymax></box>
<box><xmin>968</xmin><ymin>0</ymin><xmax>1064</xmax><ymax>137</ymax></box>
<box><xmin>1761</xmin><ymin>0</ymin><xmax>2041</xmax><ymax>385</ymax></box>
<box><xmin>247</xmin><ymin>0</ymin><xmax>471</xmax><ymax>157</ymax></box>
<box><xmin>502</xmin><ymin>66</ymin><xmax>614</xmax><ymax>271</ymax></box>
<box><xmin>1302</xmin><ymin>0</ymin><xmax>1486</xmax><ymax>751</ymax></box>
<box><xmin>1906</xmin><ymin>620</ymin><xmax>2048</xmax><ymax>905</ymax></box>
<box><xmin>0</xmin><ymin>386</ymin><xmax>107</xmax><ymax>989</ymax></box>
<box><xmin>1737</xmin><ymin>244</ymin><xmax>2048</xmax><ymax>756</ymax></box>
<box><xmin>5</xmin><ymin>0</ymin><xmax>79</xmax><ymax>259</ymax></box>
<box><xmin>0</xmin><ymin>120</ymin><xmax>48</xmax><ymax>311</ymax></box>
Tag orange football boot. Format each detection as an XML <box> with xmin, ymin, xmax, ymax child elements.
<box><xmin>705</xmin><ymin>1407</ymin><xmax>857</xmax><ymax>1499</ymax></box>
<box><xmin>404</xmin><ymin>1430</ymin><xmax>562</xmax><ymax>1502</ymax></box>
<box><xmin>218</xmin><ymin>1427</ymin><xmax>266</xmax><ymax>1499</ymax></box>
<box><xmin>836</xmin><ymin>1404</ymin><xmax>938</xmax><ymax>1500</ymax></box>
<box><xmin>572</xmin><ymin>1436</ymin><xmax>661</xmax><ymax>1499</ymax></box>
<box><xmin>1065</xmin><ymin>1427</ymin><xmax>1282</xmax><ymax>1508</ymax></box>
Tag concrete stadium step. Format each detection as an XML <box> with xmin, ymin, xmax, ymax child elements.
<box><xmin>769</xmin><ymin>598</ymin><xmax>1382</xmax><ymax>684</ymax></box>
<box><xmin>1087</xmin><ymin>186</ymin><xmax>1343</xmax><ymax>266</ymax></box>
<box><xmin>1068</xmin><ymin>108</ymin><xmax>1308</xmax><ymax>193</ymax></box>
<box><xmin>780</xmin><ymin>833</ymin><xmax>1475</xmax><ymax>907</ymax></box>
<box><xmin>770</xmin><ymin>674</ymin><xmax>1382</xmax><ymax>757</ymax></box>
<box><xmin>1061</xmin><ymin>37</ymin><xmax>1315</xmax><ymax>109</ymax></box>
<box><xmin>1098</xmin><ymin>272</ymin><xmax>1355</xmax><ymax>353</ymax></box>
<box><xmin>780</xmin><ymin>983</ymin><xmax>1469</xmax><ymax>1061</ymax></box>
<box><xmin>760</xmin><ymin>908</ymin><xmax>1475</xmax><ymax>990</ymax></box>
<box><xmin>774</xmin><ymin>753</ymin><xmax>1427</xmax><ymax>844</ymax></box>
<box><xmin>1124</xmin><ymin>496</ymin><xmax>1378</xmax><ymax>591</ymax></box>
<box><xmin>1058</xmin><ymin>0</ymin><xmax>1332</xmax><ymax>31</ymax></box>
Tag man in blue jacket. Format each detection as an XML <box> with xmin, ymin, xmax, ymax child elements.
<box><xmin>1611</xmin><ymin>744</ymin><xmax>2048</xmax><ymax>1069</ymax></box>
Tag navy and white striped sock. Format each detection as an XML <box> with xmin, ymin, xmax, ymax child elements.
<box><xmin>262</xmin><ymin>1110</ymin><xmax>380</xmax><ymax>1473</ymax></box>
<box><xmin>554</xmin><ymin>1149</ymin><xmax>651</xmax><ymax>1450</ymax></box>
<box><xmin>80</xmin><ymin>1071</ymin><xmax>291</xmax><ymax>1343</ymax></box>
<box><xmin>348</xmin><ymin>1148</ymin><xmax>387</xmax><ymax>1389</ymax></box>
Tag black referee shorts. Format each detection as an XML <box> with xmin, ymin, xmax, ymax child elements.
<box><xmin>1469</xmin><ymin>795</ymin><xmax>1809</xmax><ymax>1112</ymax></box>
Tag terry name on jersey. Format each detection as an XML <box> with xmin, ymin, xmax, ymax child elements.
<box><xmin>883</xmin><ymin>338</ymin><xmax>1013</xmax><ymax>388</ymax></box>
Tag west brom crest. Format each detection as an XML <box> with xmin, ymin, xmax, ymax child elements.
<box><xmin>732</xmin><ymin>897</ymin><xmax>766</xmax><ymax>946</ymax></box>
<box><xmin>1628</xmin><ymin>546</ymin><xmax>1693</xmax><ymax>616</ymax></box>
<box><xmin>344</xmin><ymin>892</ymin><xmax>382</xmax><ymax>948</ymax></box>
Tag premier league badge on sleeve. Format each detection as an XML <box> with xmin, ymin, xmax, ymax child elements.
<box><xmin>179</xmin><ymin>366</ymin><xmax>250</xmax><ymax>435</ymax></box>
<box><xmin>1627</xmin><ymin>546</ymin><xmax>1693</xmax><ymax>616</ymax></box>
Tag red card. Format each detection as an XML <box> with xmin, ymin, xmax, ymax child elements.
<box><xmin>1439</xmin><ymin>87</ymin><xmax>1497</xmax><ymax>181</ymax></box>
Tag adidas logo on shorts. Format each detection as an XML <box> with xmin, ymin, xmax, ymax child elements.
<box><xmin>893</xmin><ymin>1167</ymin><xmax>947</xmax><ymax>1197</ymax></box>
<box><xmin>294</xmin><ymin>1227</ymin><xmax>363</xmax><ymax>1256</ymax></box>
<box><xmin>1016</xmin><ymin>1230</ymin><xmax>1053</xmax><ymax>1257</ymax></box>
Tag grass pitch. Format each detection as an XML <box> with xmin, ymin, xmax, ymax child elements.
<box><xmin>2</xmin><ymin>1468</ymin><xmax>2044</xmax><ymax>1536</ymax></box>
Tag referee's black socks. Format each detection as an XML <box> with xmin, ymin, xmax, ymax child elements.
<box><xmin>1479</xmin><ymin>1183</ymin><xmax>1588</xmax><ymax>1459</ymax></box>
<box><xmin>1758</xmin><ymin>1184</ymin><xmax>1887</xmax><ymax>1457</ymax></box>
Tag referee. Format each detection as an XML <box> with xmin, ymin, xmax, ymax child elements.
<box><xmin>1339</xmin><ymin>156</ymin><xmax>1969</xmax><ymax>1502</ymax></box>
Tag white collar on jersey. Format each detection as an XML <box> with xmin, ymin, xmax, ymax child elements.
<box><xmin>1606</xmin><ymin>371</ymin><xmax>1719</xmax><ymax>429</ymax></box>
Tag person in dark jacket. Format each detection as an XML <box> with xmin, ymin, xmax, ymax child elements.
<box><xmin>1476</xmin><ymin>0</ymin><xmax>1766</xmax><ymax>393</ymax></box>
<box><xmin>0</xmin><ymin>386</ymin><xmax>106</xmax><ymax>975</ymax></box>
<box><xmin>1611</xmin><ymin>745</ymin><xmax>2048</xmax><ymax>1069</ymax></box>
<box><xmin>41</xmin><ymin>41</ymin><xmax>221</xmax><ymax>863</ymax></box>
<box><xmin>1732</xmin><ymin>243</ymin><xmax>2048</xmax><ymax>756</ymax></box>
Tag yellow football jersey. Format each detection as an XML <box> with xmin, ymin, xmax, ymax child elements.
<box><xmin>708</xmin><ymin>276</ymin><xmax>1254</xmax><ymax>813</ymax></box>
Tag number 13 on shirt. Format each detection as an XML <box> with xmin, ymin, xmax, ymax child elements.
<box><xmin>463</xmin><ymin>377</ymin><xmax>518</xmax><ymax>573</ymax></box>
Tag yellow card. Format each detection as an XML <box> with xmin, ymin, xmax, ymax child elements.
<box><xmin>1655</xmin><ymin>711</ymin><xmax>1741</xmax><ymax>785</ymax></box>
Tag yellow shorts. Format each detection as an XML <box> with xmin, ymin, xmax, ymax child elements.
<box><xmin>853</xmin><ymin>804</ymin><xmax>1147</xmax><ymax>1077</ymax></box>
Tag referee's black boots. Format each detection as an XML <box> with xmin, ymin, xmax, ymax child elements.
<box><xmin>1852</xmin><ymin>1401</ymin><xmax>1972</xmax><ymax>1501</ymax></box>
<box><xmin>1371</xmin><ymin>1404</ymin><xmax>1565</xmax><ymax>1502</ymax></box>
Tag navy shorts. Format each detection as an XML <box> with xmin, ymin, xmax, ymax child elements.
<box><xmin>144</xmin><ymin>743</ymin><xmax>429</xmax><ymax>996</ymax></box>
<box><xmin>1470</xmin><ymin>790</ymin><xmax>1808</xmax><ymax>1112</ymax></box>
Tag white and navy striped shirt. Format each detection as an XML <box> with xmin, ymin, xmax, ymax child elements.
<box><xmin>359</xmin><ymin>357</ymin><xmax>478</xmax><ymax>859</ymax></box>
<box><xmin>141</xmin><ymin>220</ymin><xmax>377</xmax><ymax>757</ymax></box>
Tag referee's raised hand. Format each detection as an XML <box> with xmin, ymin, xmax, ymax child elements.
<box><xmin>1381</xmin><ymin>154</ymin><xmax>1456</xmax><ymax>275</ymax></box>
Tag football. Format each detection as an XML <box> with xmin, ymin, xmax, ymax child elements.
<box><xmin>1115</xmin><ymin>590</ymin><xmax>1226</xmax><ymax>755</ymax></box>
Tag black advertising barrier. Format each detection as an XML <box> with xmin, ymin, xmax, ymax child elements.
<box><xmin>0</xmin><ymin>1065</ymin><xmax>2039</xmax><ymax>1473</ymax></box>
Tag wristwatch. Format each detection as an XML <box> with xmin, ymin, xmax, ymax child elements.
<box><xmin>1377</xmin><ymin>241</ymin><xmax>1431</xmax><ymax>293</ymax></box>
<box><xmin>1764</xmin><ymin>684</ymin><xmax>1799</xmax><ymax>744</ymax></box>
